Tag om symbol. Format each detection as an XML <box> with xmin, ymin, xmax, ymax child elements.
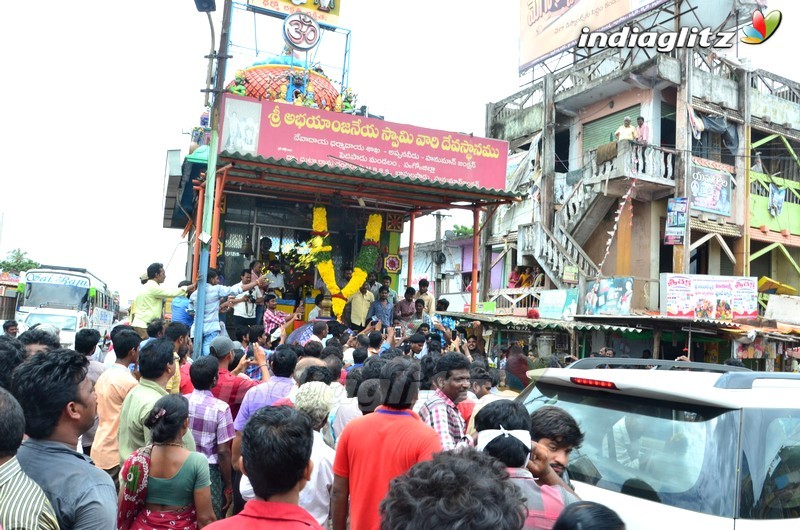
<box><xmin>283</xmin><ymin>13</ymin><xmax>320</xmax><ymax>51</ymax></box>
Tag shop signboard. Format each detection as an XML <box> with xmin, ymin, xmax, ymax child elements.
<box><xmin>562</xmin><ymin>265</ymin><xmax>579</xmax><ymax>284</ymax></box>
<box><xmin>463</xmin><ymin>301</ymin><xmax>497</xmax><ymax>314</ymax></box>
<box><xmin>219</xmin><ymin>94</ymin><xmax>509</xmax><ymax>191</ymax></box>
<box><xmin>689</xmin><ymin>163</ymin><xmax>732</xmax><ymax>216</ymax></box>
<box><xmin>538</xmin><ymin>289</ymin><xmax>578</xmax><ymax>320</ymax></box>
<box><xmin>247</xmin><ymin>0</ymin><xmax>342</xmax><ymax>27</ymax></box>
<box><xmin>765</xmin><ymin>294</ymin><xmax>800</xmax><ymax>326</ymax></box>
<box><xmin>583</xmin><ymin>277</ymin><xmax>633</xmax><ymax>316</ymax></box>
<box><xmin>664</xmin><ymin>197</ymin><xmax>687</xmax><ymax>245</ymax></box>
<box><xmin>519</xmin><ymin>0</ymin><xmax>669</xmax><ymax>72</ymax></box>
<box><xmin>659</xmin><ymin>273</ymin><xmax>758</xmax><ymax>320</ymax></box>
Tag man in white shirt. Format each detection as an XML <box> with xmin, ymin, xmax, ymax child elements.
<box><xmin>231</xmin><ymin>269</ymin><xmax>262</xmax><ymax>330</ymax></box>
<box><xmin>265</xmin><ymin>260</ymin><xmax>286</xmax><ymax>297</ymax></box>
<box><xmin>308</xmin><ymin>293</ymin><xmax>325</xmax><ymax>321</ymax></box>
<box><xmin>240</xmin><ymin>382</ymin><xmax>336</xmax><ymax>527</ymax></box>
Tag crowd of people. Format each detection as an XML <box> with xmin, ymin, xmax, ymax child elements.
<box><xmin>0</xmin><ymin>262</ymin><xmax>629</xmax><ymax>530</ymax></box>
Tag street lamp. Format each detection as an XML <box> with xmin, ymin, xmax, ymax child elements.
<box><xmin>192</xmin><ymin>0</ymin><xmax>232</xmax><ymax>356</ymax></box>
<box><xmin>193</xmin><ymin>0</ymin><xmax>216</xmax><ymax>12</ymax></box>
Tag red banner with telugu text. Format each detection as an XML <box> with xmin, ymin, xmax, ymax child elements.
<box><xmin>219</xmin><ymin>94</ymin><xmax>509</xmax><ymax>191</ymax></box>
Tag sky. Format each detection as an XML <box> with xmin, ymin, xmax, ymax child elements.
<box><xmin>0</xmin><ymin>0</ymin><xmax>796</xmax><ymax>305</ymax></box>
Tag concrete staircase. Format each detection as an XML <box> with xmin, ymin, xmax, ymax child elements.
<box><xmin>519</xmin><ymin>177</ymin><xmax>608</xmax><ymax>287</ymax></box>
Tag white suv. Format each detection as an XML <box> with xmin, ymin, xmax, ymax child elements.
<box><xmin>517</xmin><ymin>359</ymin><xmax>800</xmax><ymax>530</ymax></box>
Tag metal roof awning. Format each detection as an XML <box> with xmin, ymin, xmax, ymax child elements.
<box><xmin>213</xmin><ymin>152</ymin><xmax>523</xmax><ymax>214</ymax></box>
<box><xmin>439</xmin><ymin>312</ymin><xmax>643</xmax><ymax>334</ymax></box>
<box><xmin>573</xmin><ymin>313</ymin><xmax>743</xmax><ymax>330</ymax></box>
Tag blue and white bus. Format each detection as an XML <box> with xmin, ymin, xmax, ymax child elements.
<box><xmin>16</xmin><ymin>265</ymin><xmax>118</xmax><ymax>338</ymax></box>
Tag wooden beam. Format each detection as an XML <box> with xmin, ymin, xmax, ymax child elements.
<box><xmin>751</xmin><ymin>133</ymin><xmax>780</xmax><ymax>149</ymax></box>
<box><xmin>689</xmin><ymin>232</ymin><xmax>715</xmax><ymax>251</ymax></box>
<box><xmin>749</xmin><ymin>242</ymin><xmax>780</xmax><ymax>262</ymax></box>
<box><xmin>714</xmin><ymin>233</ymin><xmax>737</xmax><ymax>266</ymax></box>
<box><xmin>780</xmin><ymin>135</ymin><xmax>800</xmax><ymax>170</ymax></box>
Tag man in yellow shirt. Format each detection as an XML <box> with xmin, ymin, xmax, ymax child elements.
<box><xmin>131</xmin><ymin>263</ymin><xmax>195</xmax><ymax>339</ymax></box>
<box><xmin>346</xmin><ymin>282</ymin><xmax>374</xmax><ymax>332</ymax></box>
<box><xmin>614</xmin><ymin>116</ymin><xmax>638</xmax><ymax>142</ymax></box>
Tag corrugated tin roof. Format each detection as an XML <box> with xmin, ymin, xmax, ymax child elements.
<box><xmin>439</xmin><ymin>312</ymin><xmax>642</xmax><ymax>334</ymax></box>
<box><xmin>574</xmin><ymin>313</ymin><xmax>743</xmax><ymax>329</ymax></box>
<box><xmin>213</xmin><ymin>151</ymin><xmax>523</xmax><ymax>211</ymax></box>
<box><xmin>689</xmin><ymin>218</ymin><xmax>742</xmax><ymax>238</ymax></box>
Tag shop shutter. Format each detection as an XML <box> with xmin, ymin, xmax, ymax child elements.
<box><xmin>720</xmin><ymin>253</ymin><xmax>734</xmax><ymax>276</ymax></box>
<box><xmin>582</xmin><ymin>105</ymin><xmax>641</xmax><ymax>153</ymax></box>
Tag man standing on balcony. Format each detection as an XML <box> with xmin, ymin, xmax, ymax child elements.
<box><xmin>614</xmin><ymin>116</ymin><xmax>638</xmax><ymax>142</ymax></box>
<box><xmin>636</xmin><ymin>116</ymin><xmax>650</xmax><ymax>145</ymax></box>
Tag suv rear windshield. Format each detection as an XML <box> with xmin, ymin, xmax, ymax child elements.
<box><xmin>739</xmin><ymin>409</ymin><xmax>800</xmax><ymax>519</ymax></box>
<box><xmin>519</xmin><ymin>382</ymin><xmax>740</xmax><ymax>519</ymax></box>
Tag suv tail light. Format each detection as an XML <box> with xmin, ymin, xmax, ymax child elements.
<box><xmin>570</xmin><ymin>377</ymin><xmax>618</xmax><ymax>390</ymax></box>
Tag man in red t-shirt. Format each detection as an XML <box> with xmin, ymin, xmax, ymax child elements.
<box><xmin>331</xmin><ymin>358</ymin><xmax>442</xmax><ymax>530</ymax></box>
<box><xmin>208</xmin><ymin>336</ymin><xmax>268</xmax><ymax>419</ymax></box>
<box><xmin>205</xmin><ymin>406</ymin><xmax>323</xmax><ymax>530</ymax></box>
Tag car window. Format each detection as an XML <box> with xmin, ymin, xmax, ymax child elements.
<box><xmin>519</xmin><ymin>382</ymin><xmax>740</xmax><ymax>518</ymax></box>
<box><xmin>739</xmin><ymin>410</ymin><xmax>800</xmax><ymax>519</ymax></box>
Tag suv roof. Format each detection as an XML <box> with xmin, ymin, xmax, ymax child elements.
<box><xmin>527</xmin><ymin>362</ymin><xmax>800</xmax><ymax>409</ymax></box>
<box><xmin>567</xmin><ymin>357</ymin><xmax>749</xmax><ymax>373</ymax></box>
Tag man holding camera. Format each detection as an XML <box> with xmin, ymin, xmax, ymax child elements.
<box><xmin>231</xmin><ymin>269</ymin><xmax>263</xmax><ymax>330</ymax></box>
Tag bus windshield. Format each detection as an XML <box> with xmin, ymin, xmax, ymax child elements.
<box><xmin>24</xmin><ymin>282</ymin><xmax>89</xmax><ymax>311</ymax></box>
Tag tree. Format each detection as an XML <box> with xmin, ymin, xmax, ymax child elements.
<box><xmin>452</xmin><ymin>224</ymin><xmax>474</xmax><ymax>238</ymax></box>
<box><xmin>0</xmin><ymin>249</ymin><xmax>40</xmax><ymax>274</ymax></box>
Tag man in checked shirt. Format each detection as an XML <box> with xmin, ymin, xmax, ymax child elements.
<box><xmin>418</xmin><ymin>352</ymin><xmax>475</xmax><ymax>450</ymax></box>
<box><xmin>188</xmin><ymin>355</ymin><xmax>236</xmax><ymax>520</ymax></box>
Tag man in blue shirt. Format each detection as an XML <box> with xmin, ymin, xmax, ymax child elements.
<box><xmin>190</xmin><ymin>268</ymin><xmax>266</xmax><ymax>356</ymax></box>
<box><xmin>171</xmin><ymin>280</ymin><xmax>195</xmax><ymax>327</ymax></box>
<box><xmin>366</xmin><ymin>286</ymin><xmax>394</xmax><ymax>328</ymax></box>
<box><xmin>433</xmin><ymin>298</ymin><xmax>456</xmax><ymax>345</ymax></box>
<box><xmin>12</xmin><ymin>349</ymin><xmax>117</xmax><ymax>529</ymax></box>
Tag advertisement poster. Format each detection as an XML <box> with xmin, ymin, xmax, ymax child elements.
<box><xmin>660</xmin><ymin>274</ymin><xmax>758</xmax><ymax>320</ymax></box>
<box><xmin>689</xmin><ymin>164</ymin><xmax>732</xmax><ymax>216</ymax></box>
<box><xmin>247</xmin><ymin>0</ymin><xmax>342</xmax><ymax>26</ymax></box>
<box><xmin>769</xmin><ymin>183</ymin><xmax>786</xmax><ymax>217</ymax></box>
<box><xmin>519</xmin><ymin>0</ymin><xmax>669</xmax><ymax>72</ymax></box>
<box><xmin>583</xmin><ymin>277</ymin><xmax>633</xmax><ymax>316</ymax></box>
<box><xmin>664</xmin><ymin>197</ymin><xmax>687</xmax><ymax>245</ymax></box>
<box><xmin>538</xmin><ymin>289</ymin><xmax>578</xmax><ymax>320</ymax></box>
<box><xmin>736</xmin><ymin>336</ymin><xmax>776</xmax><ymax>359</ymax></box>
<box><xmin>219</xmin><ymin>94</ymin><xmax>509</xmax><ymax>190</ymax></box>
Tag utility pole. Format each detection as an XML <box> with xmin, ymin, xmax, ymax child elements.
<box><xmin>194</xmin><ymin>0</ymin><xmax>234</xmax><ymax>356</ymax></box>
<box><xmin>434</xmin><ymin>213</ymin><xmax>442</xmax><ymax>299</ymax></box>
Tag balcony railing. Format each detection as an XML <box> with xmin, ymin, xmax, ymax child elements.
<box><xmin>584</xmin><ymin>141</ymin><xmax>676</xmax><ymax>187</ymax></box>
<box><xmin>487</xmin><ymin>287</ymin><xmax>544</xmax><ymax>316</ymax></box>
<box><xmin>519</xmin><ymin>222</ymin><xmax>599</xmax><ymax>289</ymax></box>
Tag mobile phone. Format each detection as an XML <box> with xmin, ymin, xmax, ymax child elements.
<box><xmin>394</xmin><ymin>326</ymin><xmax>402</xmax><ymax>335</ymax></box>
<box><xmin>371</xmin><ymin>316</ymin><xmax>379</xmax><ymax>324</ymax></box>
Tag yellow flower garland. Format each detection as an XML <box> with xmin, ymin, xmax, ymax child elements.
<box><xmin>311</xmin><ymin>207</ymin><xmax>382</xmax><ymax>318</ymax></box>
<box><xmin>312</xmin><ymin>207</ymin><xmax>328</xmax><ymax>233</ymax></box>
<box><xmin>365</xmin><ymin>214</ymin><xmax>382</xmax><ymax>242</ymax></box>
